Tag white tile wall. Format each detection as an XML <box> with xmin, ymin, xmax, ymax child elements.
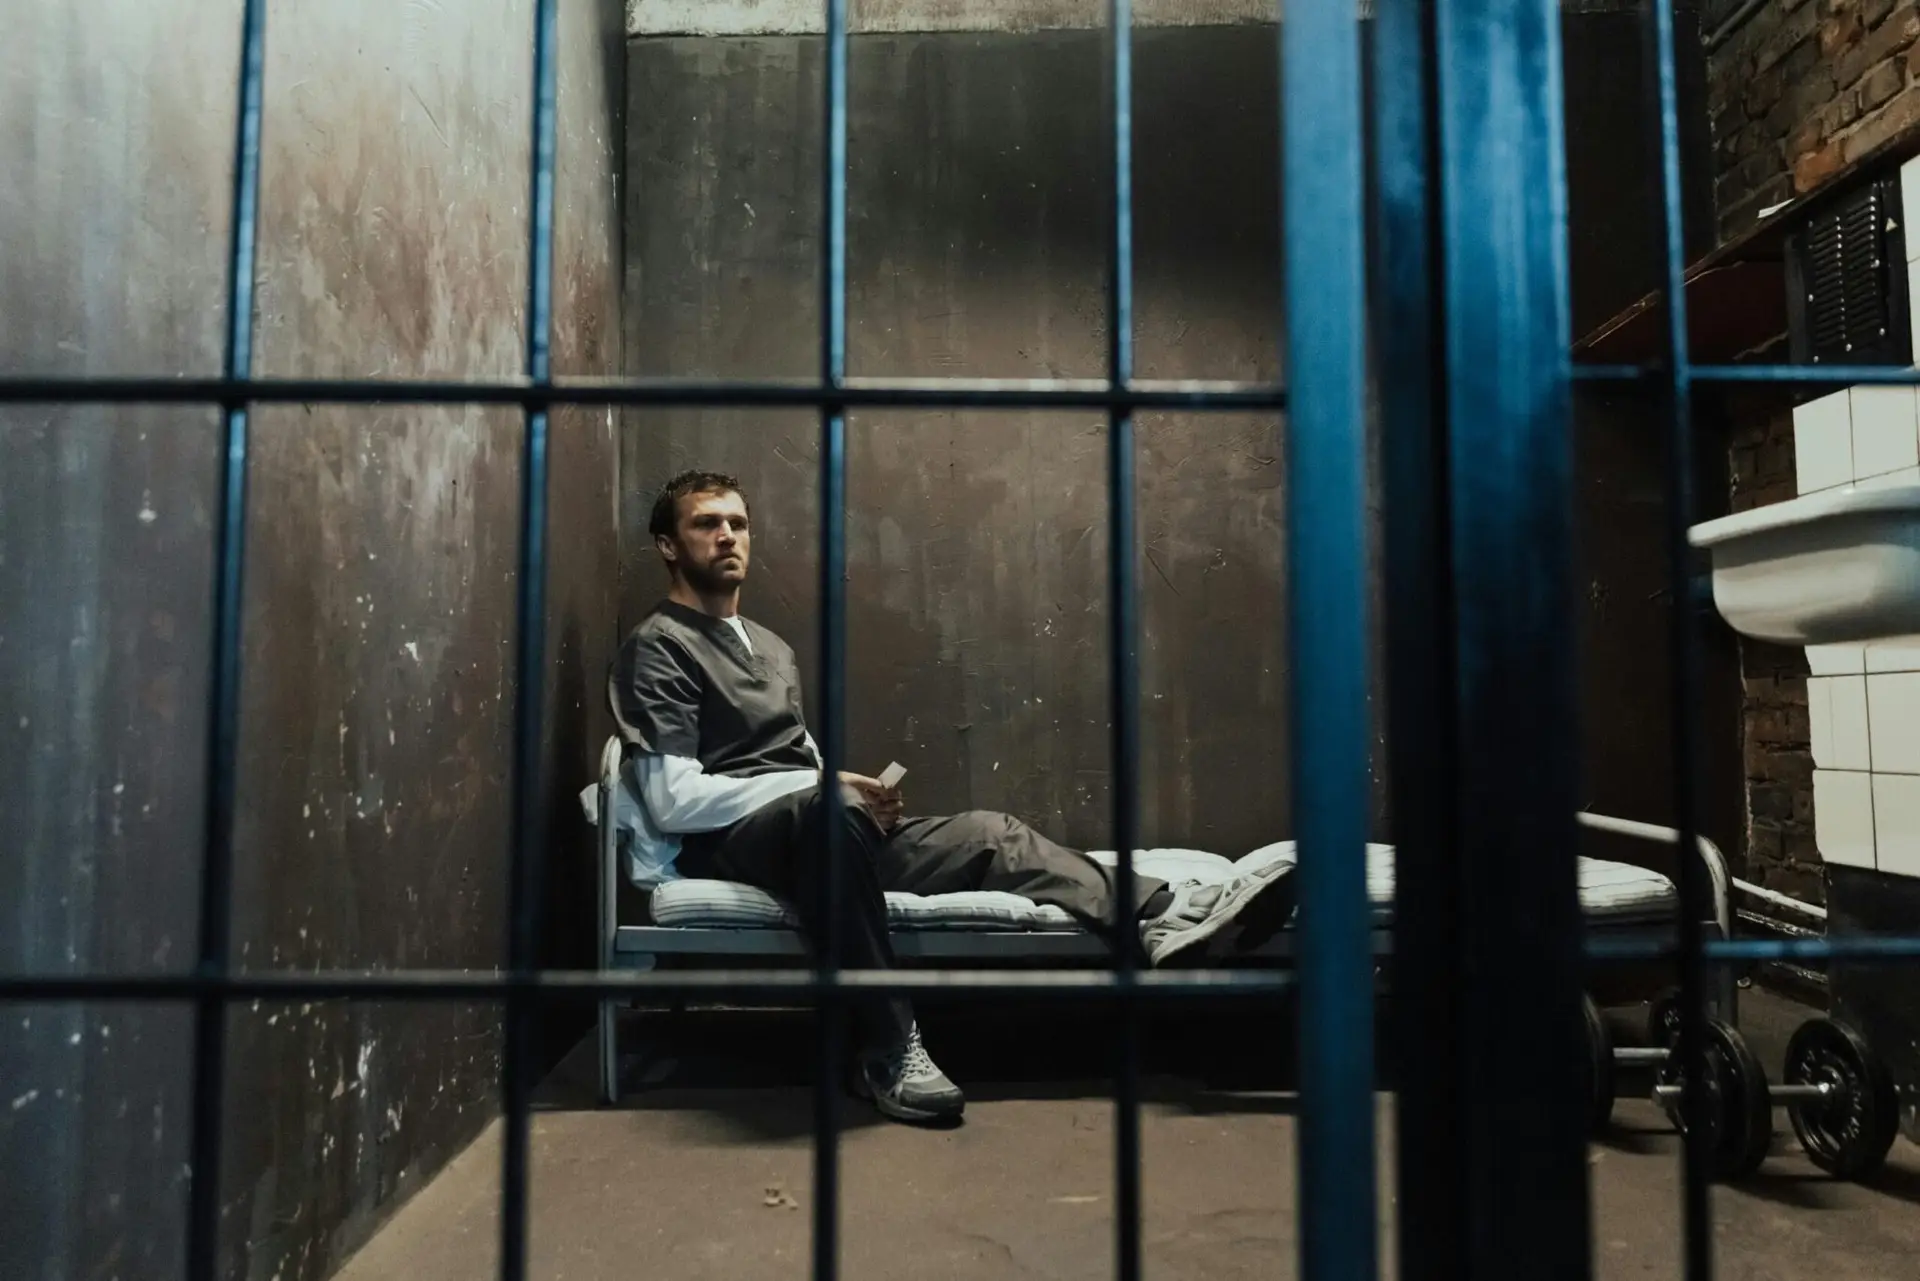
<box><xmin>1874</xmin><ymin>774</ymin><xmax>1920</xmax><ymax>877</ymax></box>
<box><xmin>1904</xmin><ymin>156</ymin><xmax>1920</xmax><ymax>264</ymax></box>
<box><xmin>1910</xmin><ymin>257</ymin><xmax>1920</xmax><ymax>362</ymax></box>
<box><xmin>1866</xmin><ymin>635</ymin><xmax>1920</xmax><ymax>672</ymax></box>
<box><xmin>1854</xmin><ymin>465</ymin><xmax>1920</xmax><ymax>491</ymax></box>
<box><xmin>1793</xmin><ymin>159</ymin><xmax>1920</xmax><ymax>878</ymax></box>
<box><xmin>1869</xmin><ymin>673</ymin><xmax>1920</xmax><ymax>773</ymax></box>
<box><xmin>1849</xmin><ymin>387</ymin><xmax>1920</xmax><ymax>479</ymax></box>
<box><xmin>1808</xmin><ymin>643</ymin><xmax>1867</xmax><ymax>674</ymax></box>
<box><xmin>1793</xmin><ymin>390</ymin><xmax>1854</xmax><ymax>493</ymax></box>
<box><xmin>1813</xmin><ymin>674</ymin><xmax>1872</xmax><ymax>770</ymax></box>
<box><xmin>1809</xmin><ymin>675</ymin><xmax>1831</xmax><ymax>765</ymax></box>
<box><xmin>1816</xmin><ymin>769</ymin><xmax>1878</xmax><ymax>869</ymax></box>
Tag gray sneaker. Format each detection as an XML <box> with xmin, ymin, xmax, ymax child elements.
<box><xmin>855</xmin><ymin>1024</ymin><xmax>965</xmax><ymax>1123</ymax></box>
<box><xmin>1140</xmin><ymin>860</ymin><xmax>1295</xmax><ymax>966</ymax></box>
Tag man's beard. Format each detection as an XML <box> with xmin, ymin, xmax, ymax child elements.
<box><xmin>681</xmin><ymin>556</ymin><xmax>743</xmax><ymax>594</ymax></box>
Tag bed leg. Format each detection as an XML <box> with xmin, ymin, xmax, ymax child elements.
<box><xmin>1696</xmin><ymin>918</ymin><xmax>1737</xmax><ymax>1027</ymax></box>
<box><xmin>599</xmin><ymin>997</ymin><xmax>619</xmax><ymax>1106</ymax></box>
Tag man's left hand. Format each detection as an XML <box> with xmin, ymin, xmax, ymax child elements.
<box><xmin>840</xmin><ymin>773</ymin><xmax>903</xmax><ymax>832</ymax></box>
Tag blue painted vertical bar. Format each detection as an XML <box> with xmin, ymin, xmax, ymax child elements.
<box><xmin>1645</xmin><ymin>1</ymin><xmax>1712</xmax><ymax>1277</ymax></box>
<box><xmin>1368</xmin><ymin>0</ymin><xmax>1469</xmax><ymax>1274</ymax></box>
<box><xmin>1433</xmin><ymin>0</ymin><xmax>1590</xmax><ymax>1265</ymax></box>
<box><xmin>499</xmin><ymin>1</ymin><xmax>560</xmax><ymax>1278</ymax></box>
<box><xmin>1106</xmin><ymin>3</ymin><xmax>1144</xmax><ymax>1281</ymax></box>
<box><xmin>814</xmin><ymin>1</ymin><xmax>851</xmax><ymax>1278</ymax></box>
<box><xmin>185</xmin><ymin>2</ymin><xmax>267</xmax><ymax>1277</ymax></box>
<box><xmin>1281</xmin><ymin>0</ymin><xmax>1375</xmax><ymax>1276</ymax></box>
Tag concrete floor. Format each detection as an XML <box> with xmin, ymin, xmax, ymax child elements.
<box><xmin>333</xmin><ymin>989</ymin><xmax>1920</xmax><ymax>1281</ymax></box>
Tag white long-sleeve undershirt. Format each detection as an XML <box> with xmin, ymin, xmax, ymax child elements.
<box><xmin>635</xmin><ymin>745</ymin><xmax>822</xmax><ymax>834</ymax></box>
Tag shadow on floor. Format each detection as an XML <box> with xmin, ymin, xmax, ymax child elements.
<box><xmin>541</xmin><ymin>985</ymin><xmax>1919</xmax><ymax>1174</ymax></box>
<box><xmin>536</xmin><ymin>999</ymin><xmax>1307</xmax><ymax>1142</ymax></box>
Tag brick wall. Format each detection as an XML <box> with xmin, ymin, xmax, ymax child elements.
<box><xmin>1703</xmin><ymin>0</ymin><xmax>1920</xmax><ymax>900</ymax></box>
<box><xmin>1710</xmin><ymin>0</ymin><xmax>1920</xmax><ymax>239</ymax></box>
<box><xmin>1727</xmin><ymin>394</ymin><xmax>1825</xmax><ymax>903</ymax></box>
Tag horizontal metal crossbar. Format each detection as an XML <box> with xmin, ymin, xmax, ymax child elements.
<box><xmin>24</xmin><ymin>363</ymin><xmax>1920</xmax><ymax>409</ymax></box>
<box><xmin>1570</xmin><ymin>364</ymin><xmax>1652</xmax><ymax>382</ymax></box>
<box><xmin>14</xmin><ymin>933</ymin><xmax>1920</xmax><ymax>1006</ymax></box>
<box><xmin>0</xmin><ymin>967</ymin><xmax>1296</xmax><ymax>1003</ymax></box>
<box><xmin>0</xmin><ymin>374</ymin><xmax>1288</xmax><ymax>411</ymax></box>
<box><xmin>1692</xmin><ymin>364</ymin><xmax>1920</xmax><ymax>385</ymax></box>
<box><xmin>1585</xmin><ymin>935</ymin><xmax>1920</xmax><ymax>962</ymax></box>
<box><xmin>1576</xmin><ymin>363</ymin><xmax>1920</xmax><ymax>387</ymax></box>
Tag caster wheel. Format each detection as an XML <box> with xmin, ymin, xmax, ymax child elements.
<box><xmin>1657</xmin><ymin>1018</ymin><xmax>1772</xmax><ymax>1180</ymax></box>
<box><xmin>1583</xmin><ymin>994</ymin><xmax>1616</xmax><ymax>1135</ymax></box>
<box><xmin>1785</xmin><ymin>1018</ymin><xmax>1899</xmax><ymax>1180</ymax></box>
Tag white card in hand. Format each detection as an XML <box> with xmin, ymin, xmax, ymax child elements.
<box><xmin>877</xmin><ymin>761</ymin><xmax>907</xmax><ymax>789</ymax></box>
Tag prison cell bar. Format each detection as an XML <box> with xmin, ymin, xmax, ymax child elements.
<box><xmin>1103</xmin><ymin>5</ymin><xmax>1148</xmax><ymax>1281</ymax></box>
<box><xmin>813</xmin><ymin>0</ymin><xmax>852</xmax><ymax>1276</ymax></box>
<box><xmin>1431</xmin><ymin>0</ymin><xmax>1596</xmax><ymax>1269</ymax></box>
<box><xmin>1282</xmin><ymin>0</ymin><xmax>1379</xmax><ymax>1278</ymax></box>
<box><xmin>183</xmin><ymin>2</ymin><xmax>268</xmax><ymax>1279</ymax></box>
<box><xmin>497</xmin><ymin>2</ymin><xmax>562</xmax><ymax>1280</ymax></box>
<box><xmin>1644</xmin><ymin>0</ymin><xmax>1715</xmax><ymax>1273</ymax></box>
<box><xmin>1369</xmin><ymin>0</ymin><xmax>1468</xmax><ymax>1271</ymax></box>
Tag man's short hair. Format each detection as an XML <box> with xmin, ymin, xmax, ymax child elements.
<box><xmin>649</xmin><ymin>469</ymin><xmax>748</xmax><ymax>541</ymax></box>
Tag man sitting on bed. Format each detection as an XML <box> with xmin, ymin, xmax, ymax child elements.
<box><xmin>608</xmin><ymin>469</ymin><xmax>1292</xmax><ymax>1125</ymax></box>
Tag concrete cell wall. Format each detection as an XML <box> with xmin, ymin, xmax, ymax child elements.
<box><xmin>621</xmin><ymin>27</ymin><xmax>1333</xmax><ymax>853</ymax></box>
<box><xmin>0</xmin><ymin>2</ymin><xmax>624</xmax><ymax>1279</ymax></box>
<box><xmin>618</xmin><ymin>15</ymin><xmax>1734</xmax><ymax>864</ymax></box>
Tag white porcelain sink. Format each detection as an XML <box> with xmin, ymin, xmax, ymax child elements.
<box><xmin>1688</xmin><ymin>485</ymin><xmax>1920</xmax><ymax>645</ymax></box>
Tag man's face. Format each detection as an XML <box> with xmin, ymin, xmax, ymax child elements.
<box><xmin>660</xmin><ymin>488</ymin><xmax>751</xmax><ymax>590</ymax></box>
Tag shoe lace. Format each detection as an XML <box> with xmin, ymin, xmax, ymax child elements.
<box><xmin>886</xmin><ymin>1025</ymin><xmax>938</xmax><ymax>1079</ymax></box>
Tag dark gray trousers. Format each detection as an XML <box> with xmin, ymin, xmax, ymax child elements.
<box><xmin>678</xmin><ymin>786</ymin><xmax>1167</xmax><ymax>1047</ymax></box>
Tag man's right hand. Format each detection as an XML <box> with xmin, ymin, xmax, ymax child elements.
<box><xmin>835</xmin><ymin>771</ymin><xmax>903</xmax><ymax>832</ymax></box>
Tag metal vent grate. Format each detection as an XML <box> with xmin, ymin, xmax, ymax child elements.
<box><xmin>1791</xmin><ymin>176</ymin><xmax>1910</xmax><ymax>365</ymax></box>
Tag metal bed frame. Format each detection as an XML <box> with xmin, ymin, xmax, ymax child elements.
<box><xmin>593</xmin><ymin>740</ymin><xmax>1741</xmax><ymax>1107</ymax></box>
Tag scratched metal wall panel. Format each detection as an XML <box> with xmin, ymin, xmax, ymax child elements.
<box><xmin>222</xmin><ymin>3</ymin><xmax>624</xmax><ymax>1280</ymax></box>
<box><xmin>539</xmin><ymin>0</ymin><xmax>628</xmax><ymax>1048</ymax></box>
<box><xmin>227</xmin><ymin>6</ymin><xmax>529</xmax><ymax>1270</ymax></box>
<box><xmin>0</xmin><ymin>5</ymin><xmax>241</xmax><ymax>1281</ymax></box>
<box><xmin>0</xmin><ymin>2</ymin><xmax>624</xmax><ymax>1280</ymax></box>
<box><xmin>620</xmin><ymin>28</ymin><xmax>1386</xmax><ymax>855</ymax></box>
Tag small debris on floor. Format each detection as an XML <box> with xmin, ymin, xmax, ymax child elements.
<box><xmin>763</xmin><ymin>1184</ymin><xmax>800</xmax><ymax>1211</ymax></box>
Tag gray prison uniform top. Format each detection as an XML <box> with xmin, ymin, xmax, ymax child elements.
<box><xmin>609</xmin><ymin>599</ymin><xmax>817</xmax><ymax>779</ymax></box>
